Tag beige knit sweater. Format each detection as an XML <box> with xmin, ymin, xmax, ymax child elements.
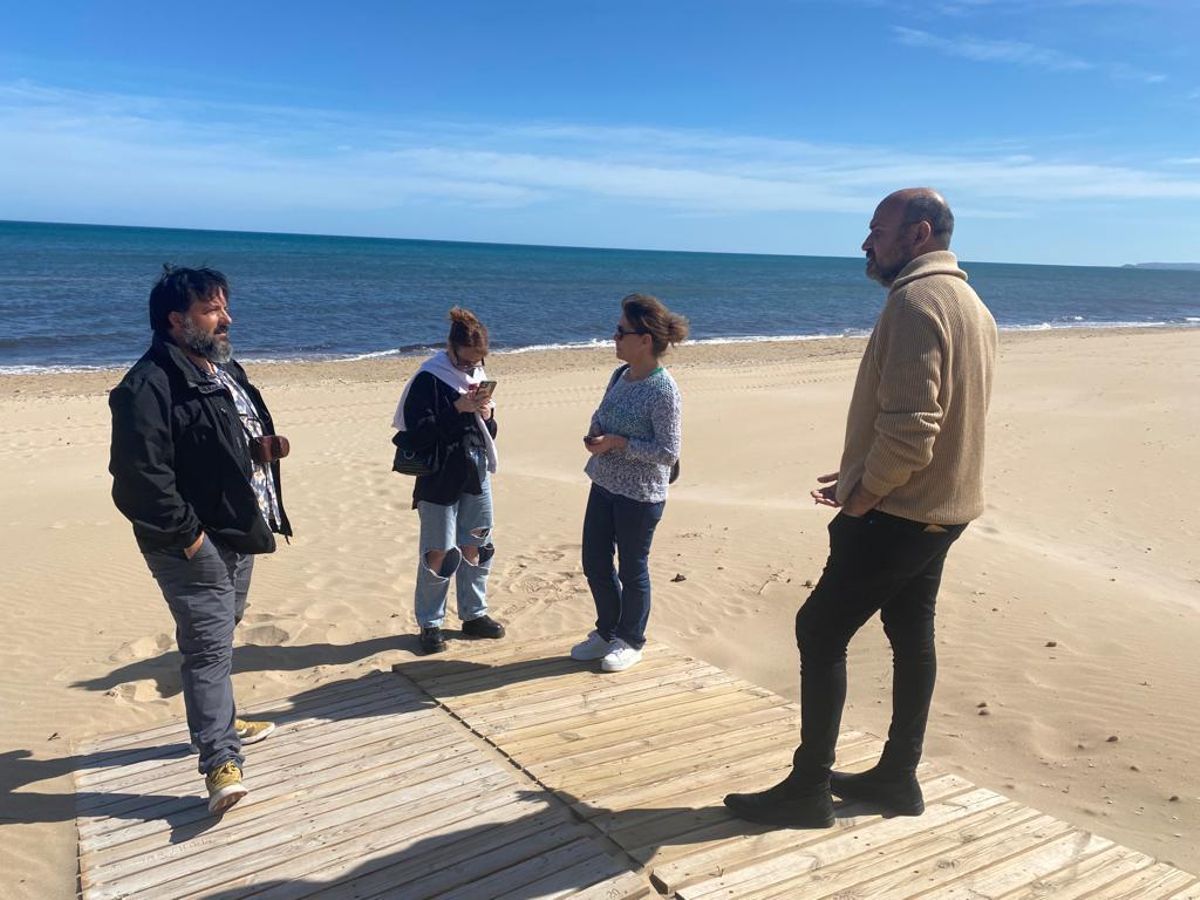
<box><xmin>836</xmin><ymin>250</ymin><xmax>998</xmax><ymax>525</ymax></box>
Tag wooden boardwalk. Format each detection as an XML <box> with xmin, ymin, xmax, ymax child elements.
<box><xmin>75</xmin><ymin>635</ymin><xmax>1199</xmax><ymax>898</ymax></box>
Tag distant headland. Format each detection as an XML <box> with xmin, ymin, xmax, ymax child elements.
<box><xmin>1122</xmin><ymin>262</ymin><xmax>1200</xmax><ymax>271</ymax></box>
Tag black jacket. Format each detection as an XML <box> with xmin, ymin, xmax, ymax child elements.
<box><xmin>109</xmin><ymin>336</ymin><xmax>292</xmax><ymax>554</ymax></box>
<box><xmin>402</xmin><ymin>371</ymin><xmax>498</xmax><ymax>508</ymax></box>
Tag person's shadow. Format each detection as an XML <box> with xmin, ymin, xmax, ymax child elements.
<box><xmin>22</xmin><ymin>653</ymin><xmax>863</xmax><ymax>897</ymax></box>
<box><xmin>69</xmin><ymin>634</ymin><xmax>422</xmax><ymax>697</ymax></box>
<box><xmin>194</xmin><ymin>785</ymin><xmax>774</xmax><ymax>899</ymax></box>
<box><xmin>4</xmin><ymin>672</ymin><xmax>435</xmax><ymax>845</ymax></box>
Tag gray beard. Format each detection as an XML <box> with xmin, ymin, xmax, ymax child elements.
<box><xmin>179</xmin><ymin>317</ymin><xmax>233</xmax><ymax>364</ymax></box>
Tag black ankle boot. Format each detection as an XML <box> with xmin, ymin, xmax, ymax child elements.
<box><xmin>723</xmin><ymin>776</ymin><xmax>835</xmax><ymax>828</ymax></box>
<box><xmin>829</xmin><ymin>766</ymin><xmax>924</xmax><ymax>816</ymax></box>
<box><xmin>419</xmin><ymin>627</ymin><xmax>446</xmax><ymax>654</ymax></box>
<box><xmin>461</xmin><ymin>614</ymin><xmax>505</xmax><ymax>639</ymax></box>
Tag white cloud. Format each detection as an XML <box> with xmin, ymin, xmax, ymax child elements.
<box><xmin>892</xmin><ymin>26</ymin><xmax>1167</xmax><ymax>84</ymax></box>
<box><xmin>2</xmin><ymin>79</ymin><xmax>1199</xmax><ymax>229</ymax></box>
<box><xmin>893</xmin><ymin>26</ymin><xmax>1092</xmax><ymax>71</ymax></box>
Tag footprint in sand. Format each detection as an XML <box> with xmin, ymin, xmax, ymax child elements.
<box><xmin>108</xmin><ymin>680</ymin><xmax>168</xmax><ymax>703</ymax></box>
<box><xmin>239</xmin><ymin>624</ymin><xmax>290</xmax><ymax>646</ymax></box>
<box><xmin>108</xmin><ymin>633</ymin><xmax>174</xmax><ymax>663</ymax></box>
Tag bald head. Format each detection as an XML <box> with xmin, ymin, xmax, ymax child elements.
<box><xmin>862</xmin><ymin>188</ymin><xmax>955</xmax><ymax>286</ymax></box>
<box><xmin>885</xmin><ymin>188</ymin><xmax>954</xmax><ymax>249</ymax></box>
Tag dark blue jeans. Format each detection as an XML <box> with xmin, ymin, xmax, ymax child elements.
<box><xmin>791</xmin><ymin>510</ymin><xmax>966</xmax><ymax>783</ymax></box>
<box><xmin>581</xmin><ymin>483</ymin><xmax>665</xmax><ymax>650</ymax></box>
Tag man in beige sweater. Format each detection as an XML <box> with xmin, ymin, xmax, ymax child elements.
<box><xmin>726</xmin><ymin>188</ymin><xmax>998</xmax><ymax>828</ymax></box>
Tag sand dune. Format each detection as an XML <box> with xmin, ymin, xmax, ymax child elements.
<box><xmin>1</xmin><ymin>327</ymin><xmax>1197</xmax><ymax>897</ymax></box>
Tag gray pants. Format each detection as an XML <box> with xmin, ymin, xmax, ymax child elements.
<box><xmin>143</xmin><ymin>535</ymin><xmax>254</xmax><ymax>775</ymax></box>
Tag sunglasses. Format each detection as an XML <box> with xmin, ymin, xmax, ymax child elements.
<box><xmin>614</xmin><ymin>325</ymin><xmax>648</xmax><ymax>339</ymax></box>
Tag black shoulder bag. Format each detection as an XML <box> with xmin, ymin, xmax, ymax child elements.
<box><xmin>391</xmin><ymin>429</ymin><xmax>440</xmax><ymax>477</ymax></box>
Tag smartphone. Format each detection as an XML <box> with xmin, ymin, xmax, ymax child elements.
<box><xmin>474</xmin><ymin>380</ymin><xmax>497</xmax><ymax>401</ymax></box>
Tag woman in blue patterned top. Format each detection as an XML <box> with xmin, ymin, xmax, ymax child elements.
<box><xmin>573</xmin><ymin>294</ymin><xmax>688</xmax><ymax>672</ymax></box>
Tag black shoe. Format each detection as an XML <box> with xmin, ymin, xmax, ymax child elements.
<box><xmin>829</xmin><ymin>767</ymin><xmax>924</xmax><ymax>816</ymax></box>
<box><xmin>461</xmin><ymin>615</ymin><xmax>505</xmax><ymax>639</ymax></box>
<box><xmin>723</xmin><ymin>776</ymin><xmax>835</xmax><ymax>828</ymax></box>
<box><xmin>419</xmin><ymin>627</ymin><xmax>446</xmax><ymax>654</ymax></box>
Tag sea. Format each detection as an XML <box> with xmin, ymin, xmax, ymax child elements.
<box><xmin>1</xmin><ymin>219</ymin><xmax>1197</xmax><ymax>374</ymax></box>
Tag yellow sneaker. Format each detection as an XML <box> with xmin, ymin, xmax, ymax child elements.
<box><xmin>235</xmin><ymin>719</ymin><xmax>276</xmax><ymax>745</ymax></box>
<box><xmin>206</xmin><ymin>760</ymin><xmax>248</xmax><ymax>815</ymax></box>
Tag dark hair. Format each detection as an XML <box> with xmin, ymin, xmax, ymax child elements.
<box><xmin>622</xmin><ymin>293</ymin><xmax>689</xmax><ymax>357</ymax></box>
<box><xmin>902</xmin><ymin>193</ymin><xmax>955</xmax><ymax>245</ymax></box>
<box><xmin>148</xmin><ymin>265</ymin><xmax>229</xmax><ymax>335</ymax></box>
<box><xmin>447</xmin><ymin>306</ymin><xmax>489</xmax><ymax>352</ymax></box>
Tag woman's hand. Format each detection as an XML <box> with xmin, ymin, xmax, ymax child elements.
<box><xmin>583</xmin><ymin>433</ymin><xmax>628</xmax><ymax>455</ymax></box>
<box><xmin>480</xmin><ymin>399</ymin><xmax>495</xmax><ymax>420</ymax></box>
<box><xmin>454</xmin><ymin>392</ymin><xmax>485</xmax><ymax>414</ymax></box>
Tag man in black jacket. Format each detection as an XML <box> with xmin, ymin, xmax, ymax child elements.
<box><xmin>109</xmin><ymin>266</ymin><xmax>291</xmax><ymax>815</ymax></box>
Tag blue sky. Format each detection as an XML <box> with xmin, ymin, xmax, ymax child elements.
<box><xmin>0</xmin><ymin>0</ymin><xmax>1196</xmax><ymax>265</ymax></box>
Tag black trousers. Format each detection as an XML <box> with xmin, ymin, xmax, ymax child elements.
<box><xmin>791</xmin><ymin>510</ymin><xmax>966</xmax><ymax>782</ymax></box>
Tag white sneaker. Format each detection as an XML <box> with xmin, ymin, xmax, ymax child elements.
<box><xmin>570</xmin><ymin>631</ymin><xmax>612</xmax><ymax>661</ymax></box>
<box><xmin>601</xmin><ymin>638</ymin><xmax>643</xmax><ymax>672</ymax></box>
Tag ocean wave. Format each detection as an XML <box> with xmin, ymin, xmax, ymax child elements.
<box><xmin>4</xmin><ymin>319</ymin><xmax>1197</xmax><ymax>375</ymax></box>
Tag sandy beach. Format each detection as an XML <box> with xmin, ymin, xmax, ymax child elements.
<box><xmin>1</xmin><ymin>326</ymin><xmax>1197</xmax><ymax>896</ymax></box>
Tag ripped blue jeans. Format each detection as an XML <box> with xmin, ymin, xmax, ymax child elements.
<box><xmin>414</xmin><ymin>451</ymin><xmax>494</xmax><ymax>628</ymax></box>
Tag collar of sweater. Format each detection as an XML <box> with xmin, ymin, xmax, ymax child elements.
<box><xmin>889</xmin><ymin>250</ymin><xmax>966</xmax><ymax>293</ymax></box>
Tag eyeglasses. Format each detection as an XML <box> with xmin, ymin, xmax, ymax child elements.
<box><xmin>451</xmin><ymin>349</ymin><xmax>486</xmax><ymax>372</ymax></box>
<box><xmin>614</xmin><ymin>326</ymin><xmax>648</xmax><ymax>339</ymax></box>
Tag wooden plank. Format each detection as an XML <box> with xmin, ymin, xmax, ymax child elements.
<box><xmin>76</xmin><ymin>698</ymin><xmax>439</xmax><ymax>795</ymax></box>
<box><xmin>365</xmin><ymin>823</ymin><xmax>602</xmax><ymax>900</ymax></box>
<box><xmin>473</xmin><ymin>676</ymin><xmax>747</xmax><ymax>744</ymax></box>
<box><xmin>432</xmin><ymin>838</ymin><xmax>625</xmax><ymax>900</ymax></box>
<box><xmin>919</xmin><ymin>829</ymin><xmax>1117</xmax><ymax>900</ymax></box>
<box><xmin>995</xmin><ymin>844</ymin><xmax>1158</xmax><ymax>900</ymax></box>
<box><xmin>571</xmin><ymin>735</ymin><xmax>884</xmax><ymax>823</ymax></box>
<box><xmin>83</xmin><ymin>750</ymin><xmax>508</xmax><ymax>889</ymax></box>
<box><xmin>493</xmin><ymin>853</ymin><xmax>635</xmax><ymax>900</ymax></box>
<box><xmin>566</xmin><ymin>870</ymin><xmax>653</xmax><ymax>900</ymax></box>
<box><xmin>250</xmin><ymin>807</ymin><xmax>579</xmax><ymax>900</ymax></box>
<box><xmin>461</xmin><ymin>666</ymin><xmax>732</xmax><ymax>734</ymax></box>
<box><xmin>82</xmin><ymin>739</ymin><xmax>500</xmax><ymax>868</ymax></box>
<box><xmin>659</xmin><ymin>786</ymin><xmax>1007</xmax><ymax>896</ymax></box>
<box><xmin>1087</xmin><ymin>864</ymin><xmax>1200</xmax><ymax>900</ymax></box>
<box><xmin>509</xmin><ymin>695</ymin><xmax>793</xmax><ymax>768</ymax></box>
<box><xmin>411</xmin><ymin>655</ymin><xmax>590</xmax><ymax>696</ymax></box>
<box><xmin>501</xmin><ymin>690</ymin><xmax>783</xmax><ymax>761</ymax></box>
<box><xmin>555</xmin><ymin>722</ymin><xmax>799</xmax><ymax>797</ymax></box>
<box><xmin>89</xmin><ymin>763</ymin><xmax>511</xmax><ymax>899</ymax></box>
<box><xmin>195</xmin><ymin>780</ymin><xmax>541</xmax><ymax>899</ymax></box>
<box><xmin>445</xmin><ymin>653</ymin><xmax>702</xmax><ymax>710</ymax></box>
<box><xmin>238</xmin><ymin>808</ymin><xmax>586</xmax><ymax>900</ymax></box>
<box><xmin>75</xmin><ymin>684</ymin><xmax>430</xmax><ymax>789</ymax></box>
<box><xmin>526</xmin><ymin>705</ymin><xmax>799</xmax><ymax>781</ymax></box>
<box><xmin>79</xmin><ymin>734</ymin><xmax>492</xmax><ymax>860</ymax></box>
<box><xmin>78</xmin><ymin>720</ymin><xmax>468</xmax><ymax>842</ymax></box>
<box><xmin>630</xmin><ymin>771</ymin><xmax>968</xmax><ymax>871</ymax></box>
<box><xmin>570</xmin><ymin>727</ymin><xmax>875</xmax><ymax>797</ymax></box>
<box><xmin>765</xmin><ymin>813</ymin><xmax>1079</xmax><ymax>900</ymax></box>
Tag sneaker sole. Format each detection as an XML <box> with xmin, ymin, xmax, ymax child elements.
<box><xmin>601</xmin><ymin>655</ymin><xmax>643</xmax><ymax>672</ymax></box>
<box><xmin>208</xmin><ymin>783</ymin><xmax>248</xmax><ymax>815</ymax></box>
<box><xmin>237</xmin><ymin>722</ymin><xmax>276</xmax><ymax>745</ymax></box>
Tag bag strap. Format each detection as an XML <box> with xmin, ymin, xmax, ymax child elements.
<box><xmin>605</xmin><ymin>364</ymin><xmax>631</xmax><ymax>394</ymax></box>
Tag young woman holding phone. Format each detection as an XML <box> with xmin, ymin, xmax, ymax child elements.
<box><xmin>393</xmin><ymin>307</ymin><xmax>504</xmax><ymax>654</ymax></box>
